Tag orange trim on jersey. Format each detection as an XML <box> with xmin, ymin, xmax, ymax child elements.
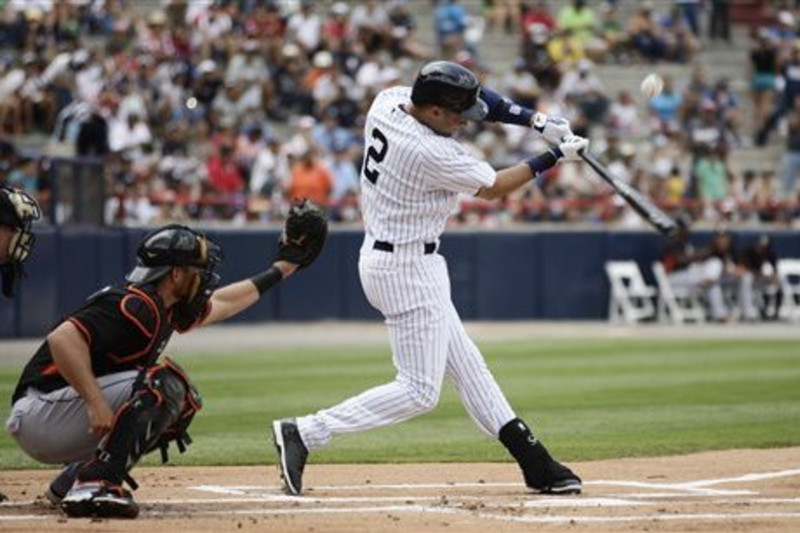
<box><xmin>108</xmin><ymin>286</ymin><xmax>162</xmax><ymax>365</ymax></box>
<box><xmin>119</xmin><ymin>294</ymin><xmax>155</xmax><ymax>339</ymax></box>
<box><xmin>67</xmin><ymin>317</ymin><xmax>92</xmax><ymax>346</ymax></box>
<box><xmin>40</xmin><ymin>363</ymin><xmax>59</xmax><ymax>376</ymax></box>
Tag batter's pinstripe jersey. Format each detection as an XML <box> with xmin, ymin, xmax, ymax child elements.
<box><xmin>359</xmin><ymin>86</ymin><xmax>496</xmax><ymax>245</ymax></box>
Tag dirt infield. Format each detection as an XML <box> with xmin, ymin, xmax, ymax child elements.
<box><xmin>1</xmin><ymin>447</ymin><xmax>799</xmax><ymax>533</ymax></box>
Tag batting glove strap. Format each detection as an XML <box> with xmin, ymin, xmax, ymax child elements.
<box><xmin>526</xmin><ymin>147</ymin><xmax>562</xmax><ymax>177</ymax></box>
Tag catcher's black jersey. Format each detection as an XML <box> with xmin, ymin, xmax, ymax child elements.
<box><xmin>11</xmin><ymin>284</ymin><xmax>176</xmax><ymax>404</ymax></box>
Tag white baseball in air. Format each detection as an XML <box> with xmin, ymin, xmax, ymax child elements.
<box><xmin>640</xmin><ymin>73</ymin><xmax>664</xmax><ymax>99</ymax></box>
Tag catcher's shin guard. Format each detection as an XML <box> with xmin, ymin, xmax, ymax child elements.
<box><xmin>499</xmin><ymin>418</ymin><xmax>582</xmax><ymax>495</ymax></box>
<box><xmin>75</xmin><ymin>359</ymin><xmax>201</xmax><ymax>487</ymax></box>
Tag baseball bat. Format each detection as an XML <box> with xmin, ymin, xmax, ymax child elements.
<box><xmin>579</xmin><ymin>151</ymin><xmax>678</xmax><ymax>236</ymax></box>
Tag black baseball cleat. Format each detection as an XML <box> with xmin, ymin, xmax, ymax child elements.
<box><xmin>272</xmin><ymin>419</ymin><xmax>308</xmax><ymax>495</ymax></box>
<box><xmin>45</xmin><ymin>461</ymin><xmax>83</xmax><ymax>505</ymax></box>
<box><xmin>61</xmin><ymin>481</ymin><xmax>139</xmax><ymax>519</ymax></box>
<box><xmin>524</xmin><ymin>459</ymin><xmax>582</xmax><ymax>495</ymax></box>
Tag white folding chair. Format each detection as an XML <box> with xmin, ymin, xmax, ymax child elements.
<box><xmin>777</xmin><ymin>259</ymin><xmax>800</xmax><ymax>321</ymax></box>
<box><xmin>651</xmin><ymin>262</ymin><xmax>706</xmax><ymax>324</ymax></box>
<box><xmin>604</xmin><ymin>261</ymin><xmax>657</xmax><ymax>324</ymax></box>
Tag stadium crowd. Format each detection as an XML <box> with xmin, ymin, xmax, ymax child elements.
<box><xmin>0</xmin><ymin>0</ymin><xmax>800</xmax><ymax>229</ymax></box>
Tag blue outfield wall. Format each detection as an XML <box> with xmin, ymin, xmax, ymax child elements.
<box><xmin>1</xmin><ymin>227</ymin><xmax>797</xmax><ymax>338</ymax></box>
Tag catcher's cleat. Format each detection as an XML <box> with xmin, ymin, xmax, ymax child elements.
<box><xmin>45</xmin><ymin>461</ymin><xmax>83</xmax><ymax>505</ymax></box>
<box><xmin>272</xmin><ymin>419</ymin><xmax>308</xmax><ymax>495</ymax></box>
<box><xmin>524</xmin><ymin>459</ymin><xmax>582</xmax><ymax>495</ymax></box>
<box><xmin>61</xmin><ymin>481</ymin><xmax>139</xmax><ymax>519</ymax></box>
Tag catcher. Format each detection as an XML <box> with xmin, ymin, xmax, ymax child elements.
<box><xmin>0</xmin><ymin>185</ymin><xmax>41</xmax><ymax>298</ymax></box>
<box><xmin>5</xmin><ymin>200</ymin><xmax>327</xmax><ymax>519</ymax></box>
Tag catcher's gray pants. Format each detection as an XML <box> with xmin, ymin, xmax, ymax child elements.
<box><xmin>297</xmin><ymin>237</ymin><xmax>516</xmax><ymax>450</ymax></box>
<box><xmin>5</xmin><ymin>370</ymin><xmax>137</xmax><ymax>464</ymax></box>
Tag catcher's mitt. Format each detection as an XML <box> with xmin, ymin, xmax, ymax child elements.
<box><xmin>277</xmin><ymin>199</ymin><xmax>328</xmax><ymax>268</ymax></box>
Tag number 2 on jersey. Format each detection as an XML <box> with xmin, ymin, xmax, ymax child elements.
<box><xmin>363</xmin><ymin>127</ymin><xmax>388</xmax><ymax>184</ymax></box>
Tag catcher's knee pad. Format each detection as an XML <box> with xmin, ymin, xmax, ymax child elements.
<box><xmin>78</xmin><ymin>359</ymin><xmax>201</xmax><ymax>485</ymax></box>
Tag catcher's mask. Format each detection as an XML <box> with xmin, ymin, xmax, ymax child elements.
<box><xmin>0</xmin><ymin>186</ymin><xmax>42</xmax><ymax>297</ymax></box>
<box><xmin>126</xmin><ymin>225</ymin><xmax>223</xmax><ymax>299</ymax></box>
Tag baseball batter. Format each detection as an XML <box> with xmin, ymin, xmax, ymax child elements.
<box><xmin>273</xmin><ymin>61</ymin><xmax>587</xmax><ymax>496</ymax></box>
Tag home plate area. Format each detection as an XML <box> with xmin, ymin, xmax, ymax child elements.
<box><xmin>186</xmin><ymin>469</ymin><xmax>800</xmax><ymax>526</ymax></box>
<box><xmin>2</xmin><ymin>448</ymin><xmax>800</xmax><ymax>532</ymax></box>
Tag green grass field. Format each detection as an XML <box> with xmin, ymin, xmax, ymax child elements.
<box><xmin>1</xmin><ymin>338</ymin><xmax>799</xmax><ymax>470</ymax></box>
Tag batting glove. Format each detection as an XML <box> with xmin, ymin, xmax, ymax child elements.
<box><xmin>531</xmin><ymin>112</ymin><xmax>573</xmax><ymax>145</ymax></box>
<box><xmin>558</xmin><ymin>135</ymin><xmax>589</xmax><ymax>161</ymax></box>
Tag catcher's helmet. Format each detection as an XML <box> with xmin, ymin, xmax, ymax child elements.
<box><xmin>126</xmin><ymin>224</ymin><xmax>222</xmax><ymax>284</ymax></box>
<box><xmin>411</xmin><ymin>61</ymin><xmax>488</xmax><ymax>120</ymax></box>
<box><xmin>0</xmin><ymin>186</ymin><xmax>41</xmax><ymax>265</ymax></box>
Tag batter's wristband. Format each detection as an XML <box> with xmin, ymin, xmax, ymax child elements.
<box><xmin>250</xmin><ymin>265</ymin><xmax>283</xmax><ymax>296</ymax></box>
<box><xmin>526</xmin><ymin>147</ymin><xmax>562</xmax><ymax>177</ymax></box>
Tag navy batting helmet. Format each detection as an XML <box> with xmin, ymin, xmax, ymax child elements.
<box><xmin>411</xmin><ymin>61</ymin><xmax>488</xmax><ymax>120</ymax></box>
<box><xmin>126</xmin><ymin>224</ymin><xmax>222</xmax><ymax>284</ymax></box>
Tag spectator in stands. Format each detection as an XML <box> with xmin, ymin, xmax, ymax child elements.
<box><xmin>208</xmin><ymin>140</ymin><xmax>245</xmax><ymax>195</ymax></box>
<box><xmin>387</xmin><ymin>0</ymin><xmax>430</xmax><ymax>60</ymax></box>
<box><xmin>648</xmin><ymin>74</ymin><xmax>682</xmax><ymax>134</ymax></box>
<box><xmin>694</xmin><ymin>144</ymin><xmax>733</xmax><ymax>220</ymax></box>
<box><xmin>737</xmin><ymin>235</ymin><xmax>780</xmax><ymax>321</ymax></box>
<box><xmin>192</xmin><ymin>59</ymin><xmax>224</xmax><ymax>123</ymax></box>
<box><xmin>749</xmin><ymin>28</ymin><xmax>779</xmax><ymax>131</ymax></box>
<box><xmin>687</xmin><ymin>100</ymin><xmax>726</xmax><ymax>161</ymax></box>
<box><xmin>555</xmin><ymin>0</ymin><xmax>597</xmax><ymax>47</ymax></box>
<box><xmin>271</xmin><ymin>43</ymin><xmax>314</xmax><ymax>120</ymax></box>
<box><xmin>626</xmin><ymin>1</ymin><xmax>667</xmax><ymax>63</ymax></box>
<box><xmin>109</xmin><ymin>112</ymin><xmax>152</xmax><ymax>158</ymax></box>
<box><xmin>546</xmin><ymin>27</ymin><xmax>585</xmax><ymax>71</ymax></box>
<box><xmin>312</xmin><ymin>109</ymin><xmax>354</xmax><ymax>156</ymax></box>
<box><xmin>523</xmin><ymin>23</ymin><xmax>560</xmax><ymax>91</ymax></box>
<box><xmin>607</xmin><ymin>90</ymin><xmax>641</xmax><ymax>136</ymax></box>
<box><xmin>287</xmin><ymin>149</ymin><xmax>333</xmax><ymax>207</ymax></box>
<box><xmin>597</xmin><ymin>1</ymin><xmax>626</xmax><ymax>63</ymax></box>
<box><xmin>327</xmin><ymin>142</ymin><xmax>360</xmax><ymax>205</ymax></box>
<box><xmin>434</xmin><ymin>0</ymin><xmax>468</xmax><ymax>58</ymax></box>
<box><xmin>250</xmin><ymin>137</ymin><xmax>290</xmax><ymax>200</ymax></box>
<box><xmin>675</xmin><ymin>0</ymin><xmax>701</xmax><ymax>38</ymax></box>
<box><xmin>234</xmin><ymin>124</ymin><xmax>267</xmax><ymax>179</ymax></box>
<box><xmin>734</xmin><ymin>169</ymin><xmax>760</xmax><ymax>223</ymax></box>
<box><xmin>520</xmin><ymin>0</ymin><xmax>556</xmax><ymax>49</ymax></box>
<box><xmin>350</xmin><ymin>0</ymin><xmax>390</xmax><ymax>54</ymax></box>
<box><xmin>286</xmin><ymin>1</ymin><xmax>322</xmax><ymax>57</ymax></box>
<box><xmin>6</xmin><ymin>154</ymin><xmax>39</xmax><ymax>196</ymax></box>
<box><xmin>658</xmin><ymin>5</ymin><xmax>700</xmax><ymax>63</ymax></box>
<box><xmin>707</xmin><ymin>0</ymin><xmax>731</xmax><ymax>42</ymax></box>
<box><xmin>484</xmin><ymin>0</ymin><xmax>520</xmax><ymax>34</ymax></box>
<box><xmin>765</xmin><ymin>9</ymin><xmax>797</xmax><ymax>53</ymax></box>
<box><xmin>323</xmin><ymin>2</ymin><xmax>355</xmax><ymax>54</ymax></box>
<box><xmin>0</xmin><ymin>58</ymin><xmax>25</xmax><ymax>135</ymax></box>
<box><xmin>503</xmin><ymin>58</ymin><xmax>540</xmax><ymax>109</ymax></box>
<box><xmin>556</xmin><ymin>59</ymin><xmax>609</xmax><ymax>127</ymax></box>
<box><xmin>756</xmin><ymin>40</ymin><xmax>800</xmax><ymax>146</ymax></box>
<box><xmin>226</xmin><ymin>38</ymin><xmax>270</xmax><ymax>105</ymax></box>
<box><xmin>664</xmin><ymin>165</ymin><xmax>687</xmax><ymax>207</ymax></box>
<box><xmin>781</xmin><ymin>97</ymin><xmax>800</xmax><ymax>199</ymax></box>
<box><xmin>707</xmin><ymin>77</ymin><xmax>742</xmax><ymax>145</ymax></box>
